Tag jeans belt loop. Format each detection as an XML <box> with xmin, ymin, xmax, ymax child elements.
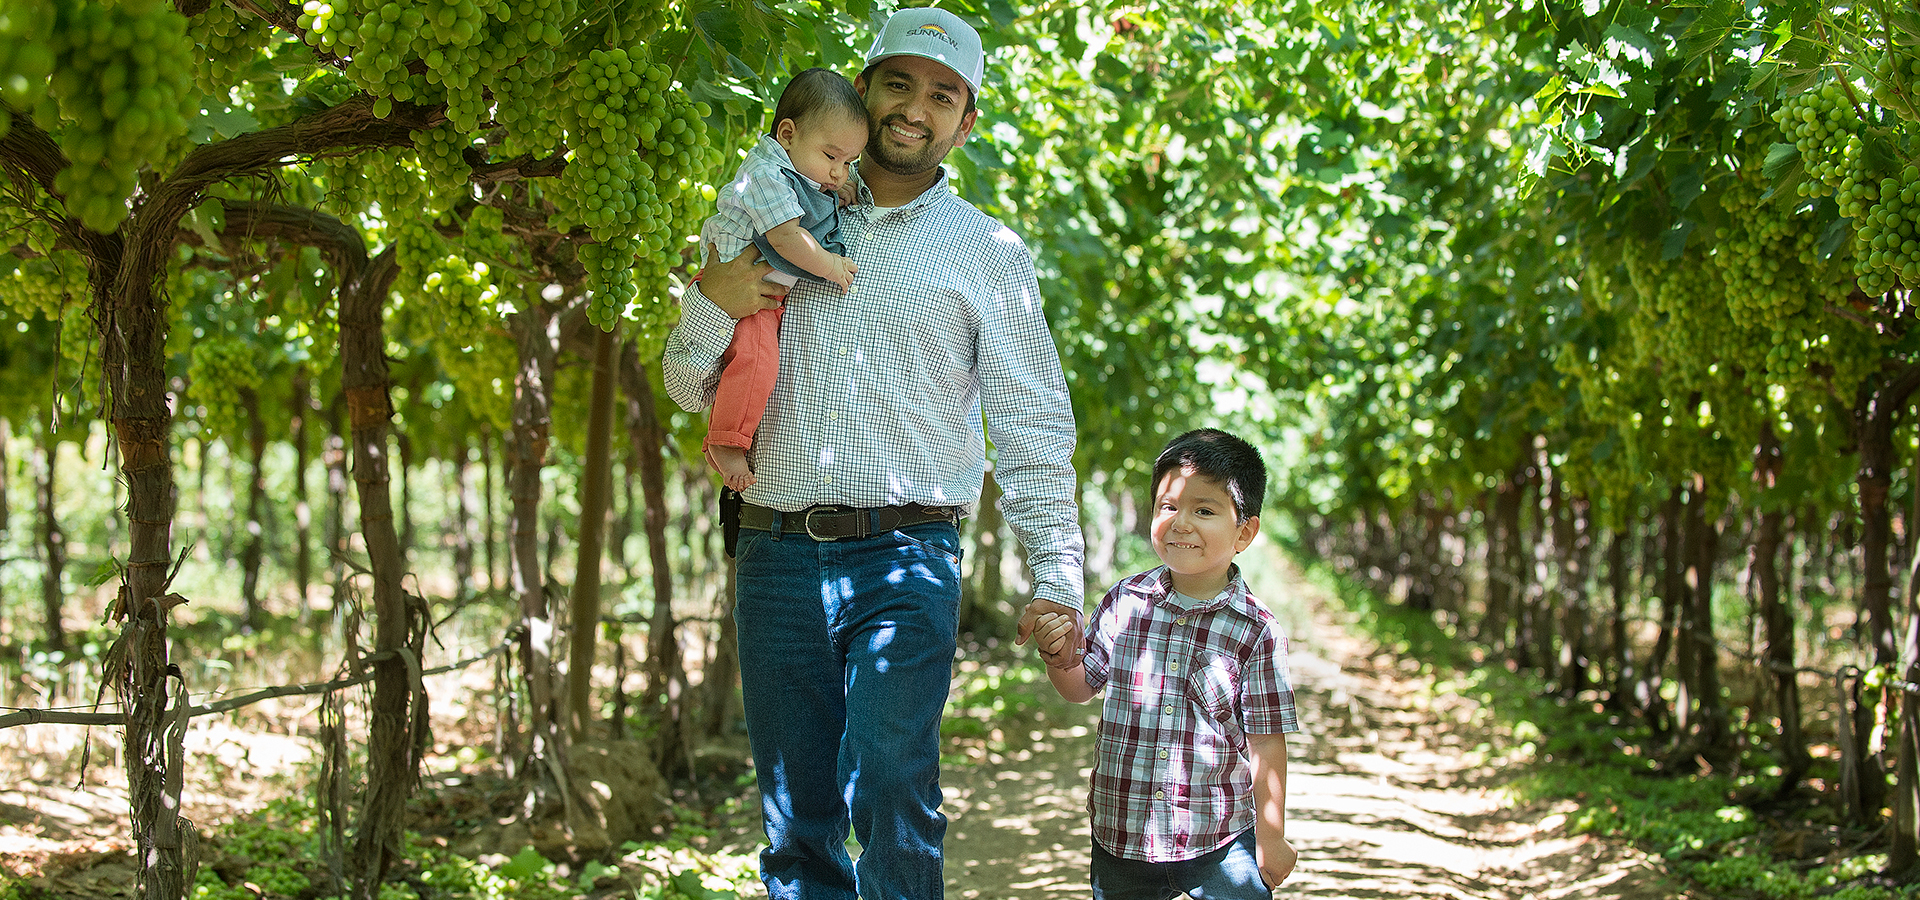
<box><xmin>771</xmin><ymin>508</ymin><xmax>783</xmax><ymax>540</ymax></box>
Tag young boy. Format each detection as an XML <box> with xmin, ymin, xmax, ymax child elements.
<box><xmin>1031</xmin><ymin>428</ymin><xmax>1299</xmax><ymax>899</ymax></box>
<box><xmin>699</xmin><ymin>67</ymin><xmax>868</xmax><ymax>491</ymax></box>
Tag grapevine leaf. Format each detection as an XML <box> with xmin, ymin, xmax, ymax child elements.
<box><xmin>1817</xmin><ymin>215</ymin><xmax>1850</xmax><ymax>261</ymax></box>
<box><xmin>86</xmin><ymin>558</ymin><xmax>120</xmax><ymax>588</ymax></box>
<box><xmin>185</xmin><ymin>101</ymin><xmax>259</xmax><ymax>144</ymax></box>
<box><xmin>1668</xmin><ymin>162</ymin><xmax>1705</xmax><ymax>212</ymax></box>
<box><xmin>1601</xmin><ymin>24</ymin><xmax>1660</xmax><ymax>72</ymax></box>
<box><xmin>1659</xmin><ymin>218</ymin><xmax>1695</xmax><ymax>261</ymax></box>
<box><xmin>185</xmin><ymin>201</ymin><xmax>224</xmax><ymax>251</ymax></box>
<box><xmin>1760</xmin><ymin>142</ymin><xmax>1798</xmax><ymax>181</ymax></box>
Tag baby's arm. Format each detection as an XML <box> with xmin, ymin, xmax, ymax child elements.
<box><xmin>1248</xmin><ymin>732</ymin><xmax>1296</xmax><ymax>887</ymax></box>
<box><xmin>764</xmin><ymin>217</ymin><xmax>857</xmax><ymax>291</ymax></box>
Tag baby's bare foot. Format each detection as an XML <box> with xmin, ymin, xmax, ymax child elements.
<box><xmin>710</xmin><ymin>446</ymin><xmax>756</xmax><ymax>491</ymax></box>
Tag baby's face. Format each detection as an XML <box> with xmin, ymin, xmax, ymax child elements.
<box><xmin>780</xmin><ymin>111</ymin><xmax>869</xmax><ymax>191</ymax></box>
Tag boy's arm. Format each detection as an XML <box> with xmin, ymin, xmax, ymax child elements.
<box><xmin>763</xmin><ymin>218</ymin><xmax>856</xmax><ymax>290</ymax></box>
<box><xmin>1023</xmin><ymin>611</ymin><xmax>1097</xmax><ymax>702</ymax></box>
<box><xmin>1046</xmin><ymin>661</ymin><xmax>1097</xmax><ymax>704</ymax></box>
<box><xmin>1248</xmin><ymin>731</ymin><xmax>1296</xmax><ymax>887</ymax></box>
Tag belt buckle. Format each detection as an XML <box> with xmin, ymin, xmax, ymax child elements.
<box><xmin>804</xmin><ymin>506</ymin><xmax>854</xmax><ymax>541</ymax></box>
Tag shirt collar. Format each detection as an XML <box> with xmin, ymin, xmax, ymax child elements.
<box><xmin>755</xmin><ymin>134</ymin><xmax>827</xmax><ymax>190</ymax></box>
<box><xmin>849</xmin><ymin>162</ymin><xmax>953</xmax><ymax>213</ymax></box>
<box><xmin>1125</xmin><ymin>565</ymin><xmax>1248</xmax><ymax>614</ymax></box>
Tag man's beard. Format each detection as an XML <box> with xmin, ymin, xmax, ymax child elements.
<box><xmin>864</xmin><ymin>114</ymin><xmax>955</xmax><ymax>176</ymax></box>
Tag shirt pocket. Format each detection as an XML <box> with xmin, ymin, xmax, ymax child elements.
<box><xmin>1184</xmin><ymin>652</ymin><xmax>1243</xmax><ymax>725</ymax></box>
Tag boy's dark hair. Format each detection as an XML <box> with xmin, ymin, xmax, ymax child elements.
<box><xmin>1152</xmin><ymin>428</ymin><xmax>1267</xmax><ymax>523</ymax></box>
<box><xmin>771</xmin><ymin>67</ymin><xmax>867</xmax><ymax>135</ymax></box>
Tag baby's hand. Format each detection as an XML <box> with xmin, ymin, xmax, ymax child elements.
<box><xmin>835</xmin><ymin>181</ymin><xmax>859</xmax><ymax>207</ymax></box>
<box><xmin>827</xmin><ymin>255</ymin><xmax>858</xmax><ymax>292</ymax></box>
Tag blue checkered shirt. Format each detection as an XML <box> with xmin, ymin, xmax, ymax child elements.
<box><xmin>1079</xmin><ymin>565</ymin><xmax>1300</xmax><ymax>862</ymax></box>
<box><xmin>662</xmin><ymin>164</ymin><xmax>1086</xmax><ymax>611</ymax></box>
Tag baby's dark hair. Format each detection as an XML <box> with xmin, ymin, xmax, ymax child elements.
<box><xmin>770</xmin><ymin>67</ymin><xmax>867</xmax><ymax>136</ymax></box>
<box><xmin>1152</xmin><ymin>428</ymin><xmax>1267</xmax><ymax>523</ymax></box>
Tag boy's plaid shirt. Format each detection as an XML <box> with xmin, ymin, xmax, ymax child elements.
<box><xmin>1080</xmin><ymin>565</ymin><xmax>1300</xmax><ymax>862</ymax></box>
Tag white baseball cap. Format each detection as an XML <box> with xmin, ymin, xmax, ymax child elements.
<box><xmin>864</xmin><ymin>7</ymin><xmax>984</xmax><ymax>96</ymax></box>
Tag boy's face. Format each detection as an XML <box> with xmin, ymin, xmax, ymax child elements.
<box><xmin>776</xmin><ymin>111</ymin><xmax>868</xmax><ymax>192</ymax></box>
<box><xmin>1150</xmin><ymin>466</ymin><xmax>1258</xmax><ymax>597</ymax></box>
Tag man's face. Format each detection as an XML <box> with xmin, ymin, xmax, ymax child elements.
<box><xmin>855</xmin><ymin>55</ymin><xmax>978</xmax><ymax>177</ymax></box>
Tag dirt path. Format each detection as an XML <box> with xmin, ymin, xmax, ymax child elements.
<box><xmin>924</xmin><ymin>566</ymin><xmax>1687</xmax><ymax>900</ymax></box>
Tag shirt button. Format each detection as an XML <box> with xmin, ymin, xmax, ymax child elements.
<box><xmin>829</xmin><ymin>411</ymin><xmax>839</xmax><ymax>420</ymax></box>
<box><xmin>1163</xmin><ymin>705</ymin><xmax>1174</xmax><ymax>715</ymax></box>
<box><xmin>1176</xmin><ymin>617</ymin><xmax>1188</xmax><ymax>625</ymax></box>
<box><xmin>1168</xmin><ymin>662</ymin><xmax>1180</xmax><ymax>673</ymax></box>
<box><xmin>1155</xmin><ymin>790</ymin><xmax>1165</xmax><ymax>800</ymax></box>
<box><xmin>1159</xmin><ymin>749</ymin><xmax>1169</xmax><ymax>759</ymax></box>
<box><xmin>823</xmin><ymin>476</ymin><xmax>834</xmax><ymax>484</ymax></box>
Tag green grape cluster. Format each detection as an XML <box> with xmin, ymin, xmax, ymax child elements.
<box><xmin>0</xmin><ymin>1</ymin><xmax>56</xmax><ymax>138</ymax></box>
<box><xmin>1621</xmin><ymin>240</ymin><xmax>1736</xmax><ymax>395</ymax></box>
<box><xmin>631</xmin><ymin>91</ymin><xmax>718</xmax><ymax>338</ymax></box>
<box><xmin>1848</xmin><ymin>163</ymin><xmax>1920</xmax><ymax>296</ymax></box>
<box><xmin>550</xmin><ymin>47</ymin><xmax>673</xmax><ymax>328</ymax></box>
<box><xmin>1711</xmin><ymin>166</ymin><xmax>1854</xmax><ymax>378</ymax></box>
<box><xmin>1775</xmin><ymin>83</ymin><xmax>1857</xmax><ymax>196</ymax></box>
<box><xmin>436</xmin><ymin>329</ymin><xmax>515</xmax><ymax>432</ymax></box>
<box><xmin>186</xmin><ymin>336</ymin><xmax>263</xmax><ymax>443</ymax></box>
<box><xmin>37</xmin><ymin>0</ymin><xmax>197</xmax><ymax>233</ymax></box>
<box><xmin>0</xmin><ymin>250</ymin><xmax>90</xmax><ymax>321</ymax></box>
<box><xmin>360</xmin><ymin>145</ymin><xmax>431</xmax><ymax>218</ymax></box>
<box><xmin>183</xmin><ymin>1</ymin><xmax>269</xmax><ymax>95</ymax></box>
<box><xmin>478</xmin><ymin>0</ymin><xmax>573</xmax><ymax>146</ymax></box>
<box><xmin>414</xmin><ymin>123</ymin><xmax>473</xmax><ymax>212</ymax></box>
<box><xmin>394</xmin><ymin>214</ymin><xmax>502</xmax><ymax>347</ymax></box>
<box><xmin>297</xmin><ymin>0</ymin><xmax>572</xmax><ymax>131</ymax></box>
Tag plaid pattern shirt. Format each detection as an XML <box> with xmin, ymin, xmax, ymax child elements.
<box><xmin>662</xmin><ymin>164</ymin><xmax>1086</xmax><ymax>610</ymax></box>
<box><xmin>1080</xmin><ymin>565</ymin><xmax>1300</xmax><ymax>862</ymax></box>
<box><xmin>699</xmin><ymin>135</ymin><xmax>844</xmax><ymax>279</ymax></box>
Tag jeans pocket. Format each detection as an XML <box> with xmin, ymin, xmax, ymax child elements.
<box><xmin>893</xmin><ymin>526</ymin><xmax>962</xmax><ymax>567</ymax></box>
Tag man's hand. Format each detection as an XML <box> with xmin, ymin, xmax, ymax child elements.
<box><xmin>701</xmin><ymin>243</ymin><xmax>787</xmax><ymax>319</ymax></box>
<box><xmin>1015</xmin><ymin>599</ymin><xmax>1082</xmax><ymax>668</ymax></box>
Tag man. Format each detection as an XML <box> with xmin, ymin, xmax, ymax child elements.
<box><xmin>661</xmin><ymin>8</ymin><xmax>1085</xmax><ymax>899</ymax></box>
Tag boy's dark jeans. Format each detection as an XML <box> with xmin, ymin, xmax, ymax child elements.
<box><xmin>1091</xmin><ymin>828</ymin><xmax>1273</xmax><ymax>900</ymax></box>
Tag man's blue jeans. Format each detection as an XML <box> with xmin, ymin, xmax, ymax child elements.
<box><xmin>734</xmin><ymin>521</ymin><xmax>963</xmax><ymax>900</ymax></box>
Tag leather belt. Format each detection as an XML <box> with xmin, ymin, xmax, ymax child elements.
<box><xmin>738</xmin><ymin>502</ymin><xmax>959</xmax><ymax>541</ymax></box>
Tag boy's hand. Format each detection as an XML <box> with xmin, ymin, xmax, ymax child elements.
<box><xmin>1257</xmin><ymin>835</ymin><xmax>1297</xmax><ymax>888</ymax></box>
<box><xmin>834</xmin><ymin>181</ymin><xmax>859</xmax><ymax>207</ymax></box>
<box><xmin>1032</xmin><ymin>612</ymin><xmax>1075</xmax><ymax>656</ymax></box>
<box><xmin>1015</xmin><ymin>599</ymin><xmax>1082</xmax><ymax>668</ymax></box>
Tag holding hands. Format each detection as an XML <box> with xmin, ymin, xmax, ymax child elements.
<box><xmin>1015</xmin><ymin>600</ymin><xmax>1083</xmax><ymax>669</ymax></box>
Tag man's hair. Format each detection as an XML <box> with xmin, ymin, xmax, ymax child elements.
<box><xmin>856</xmin><ymin>61</ymin><xmax>978</xmax><ymax>118</ymax></box>
<box><xmin>1152</xmin><ymin>428</ymin><xmax>1267</xmax><ymax>523</ymax></box>
<box><xmin>771</xmin><ymin>67</ymin><xmax>868</xmax><ymax>134</ymax></box>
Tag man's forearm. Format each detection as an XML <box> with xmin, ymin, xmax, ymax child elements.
<box><xmin>660</xmin><ymin>282</ymin><xmax>734</xmax><ymax>412</ymax></box>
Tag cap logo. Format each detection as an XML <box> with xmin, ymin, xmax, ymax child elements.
<box><xmin>908</xmin><ymin>23</ymin><xmax>959</xmax><ymax>48</ymax></box>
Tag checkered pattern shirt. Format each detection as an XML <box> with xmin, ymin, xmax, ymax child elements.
<box><xmin>1079</xmin><ymin>565</ymin><xmax>1299</xmax><ymax>862</ymax></box>
<box><xmin>662</xmin><ymin>164</ymin><xmax>1086</xmax><ymax>610</ymax></box>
